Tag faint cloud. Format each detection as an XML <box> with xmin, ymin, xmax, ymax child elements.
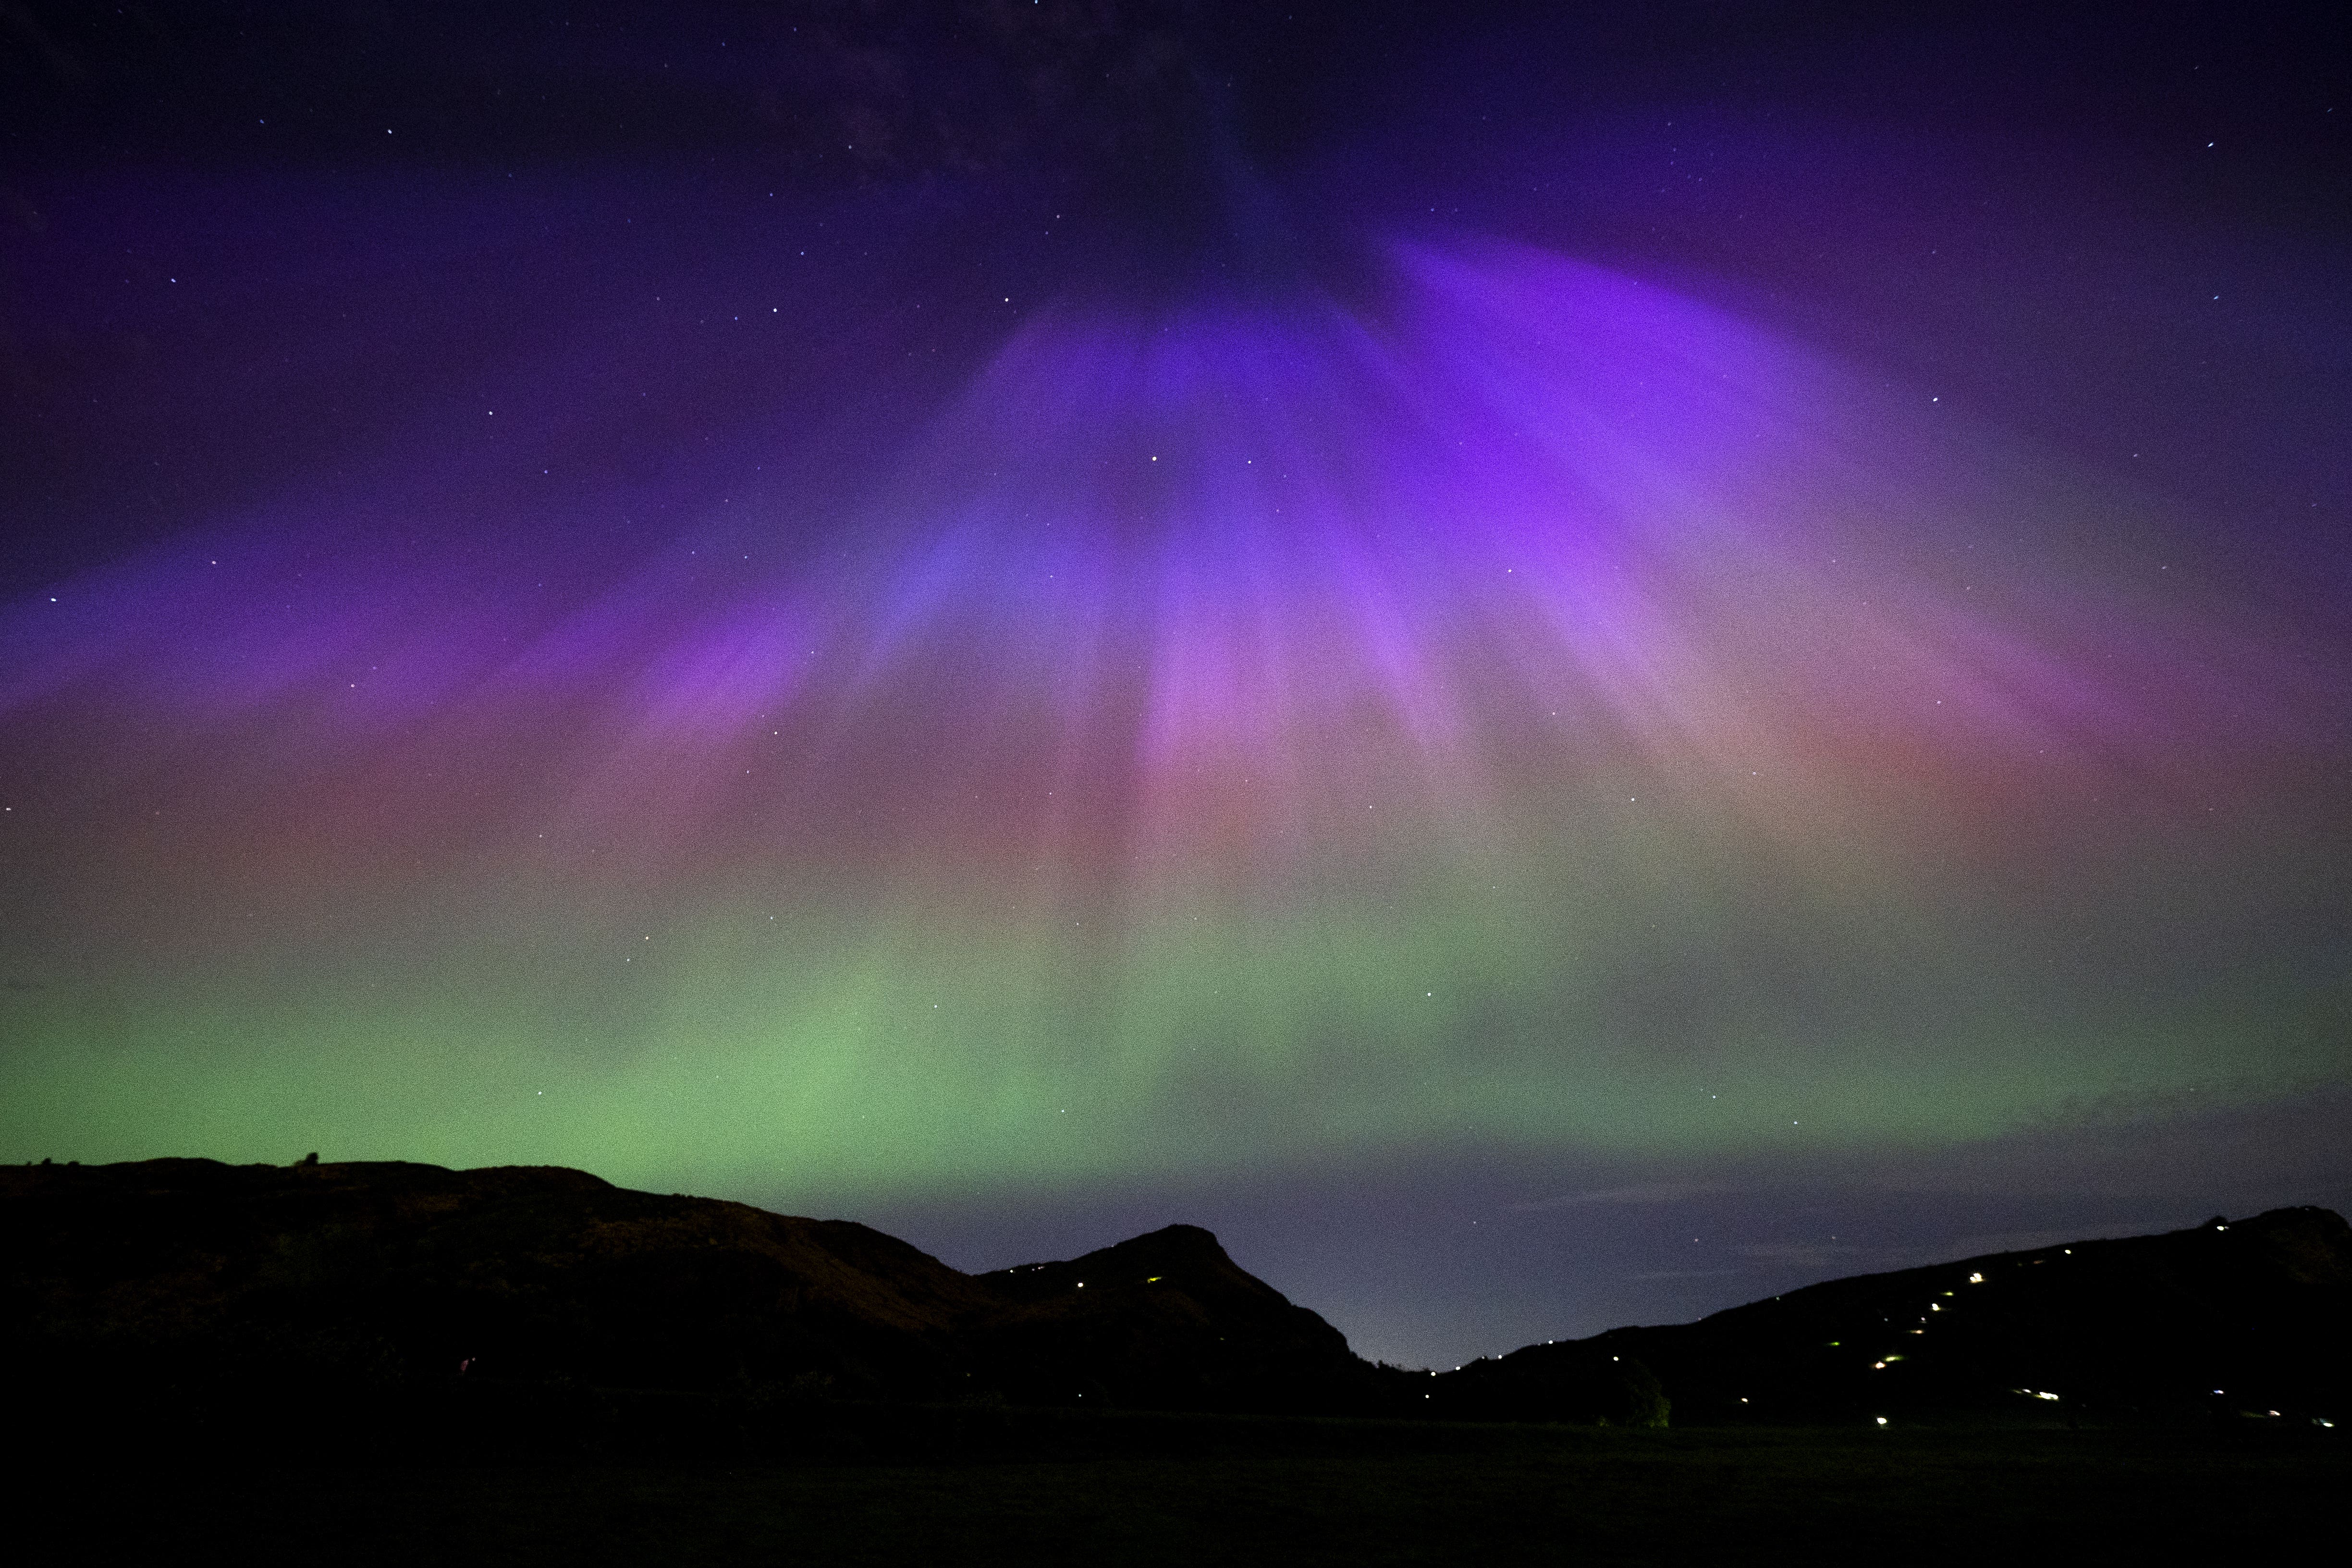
<box><xmin>1936</xmin><ymin>1225</ymin><xmax>2172</xmax><ymax>1260</ymax></box>
<box><xmin>1734</xmin><ymin>1242</ymin><xmax>1872</xmax><ymax>1269</ymax></box>
<box><xmin>1512</xmin><ymin>1182</ymin><xmax>1724</xmax><ymax>1212</ymax></box>
<box><xmin>1627</xmin><ymin>1267</ymin><xmax>1741</xmax><ymax>1281</ymax></box>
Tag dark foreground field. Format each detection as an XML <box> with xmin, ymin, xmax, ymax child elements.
<box><xmin>28</xmin><ymin>1415</ymin><xmax>2344</xmax><ymax>1566</ymax></box>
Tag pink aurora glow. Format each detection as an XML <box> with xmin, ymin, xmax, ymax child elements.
<box><xmin>0</xmin><ymin>237</ymin><xmax>2290</xmax><ymax>900</ymax></box>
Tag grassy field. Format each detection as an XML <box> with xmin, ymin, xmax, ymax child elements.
<box><xmin>32</xmin><ymin>1418</ymin><xmax>2344</xmax><ymax>1565</ymax></box>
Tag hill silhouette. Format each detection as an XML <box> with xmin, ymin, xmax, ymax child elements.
<box><xmin>0</xmin><ymin>1156</ymin><xmax>1381</xmax><ymax>1438</ymax></box>
<box><xmin>5</xmin><ymin>1158</ymin><xmax>2344</xmax><ymax>1444</ymax></box>
<box><xmin>1553</xmin><ymin>1206</ymin><xmax>2352</xmax><ymax>1426</ymax></box>
<box><xmin>976</xmin><ymin>1224</ymin><xmax>1375</xmax><ymax>1412</ymax></box>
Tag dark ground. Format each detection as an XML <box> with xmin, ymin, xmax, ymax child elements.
<box><xmin>26</xmin><ymin>1416</ymin><xmax>2344</xmax><ymax>1565</ymax></box>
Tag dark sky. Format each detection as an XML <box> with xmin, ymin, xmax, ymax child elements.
<box><xmin>3</xmin><ymin>1</ymin><xmax>2348</xmax><ymax>1368</ymax></box>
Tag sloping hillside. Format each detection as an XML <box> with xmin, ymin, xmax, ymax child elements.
<box><xmin>1546</xmin><ymin>1207</ymin><xmax>2352</xmax><ymax>1423</ymax></box>
<box><xmin>0</xmin><ymin>1157</ymin><xmax>1373</xmax><ymax>1418</ymax></box>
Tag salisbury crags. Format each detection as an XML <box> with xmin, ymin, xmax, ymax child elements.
<box><xmin>0</xmin><ymin>1156</ymin><xmax>1375</xmax><ymax>1416</ymax></box>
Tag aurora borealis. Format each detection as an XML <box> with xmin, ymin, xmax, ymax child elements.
<box><xmin>4</xmin><ymin>3</ymin><xmax>2348</xmax><ymax>1365</ymax></box>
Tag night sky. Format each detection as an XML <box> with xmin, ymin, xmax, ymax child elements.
<box><xmin>4</xmin><ymin>1</ymin><xmax>2348</xmax><ymax>1369</ymax></box>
